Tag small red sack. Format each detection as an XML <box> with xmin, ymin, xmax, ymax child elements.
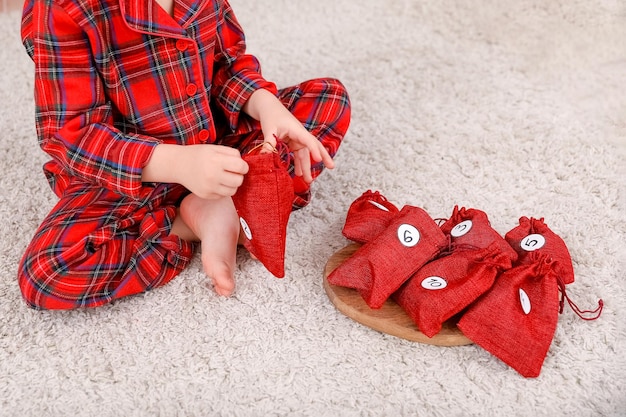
<box><xmin>394</xmin><ymin>242</ymin><xmax>516</xmax><ymax>338</ymax></box>
<box><xmin>328</xmin><ymin>205</ymin><xmax>447</xmax><ymax>309</ymax></box>
<box><xmin>505</xmin><ymin>217</ymin><xmax>602</xmax><ymax>319</ymax></box>
<box><xmin>505</xmin><ymin>217</ymin><xmax>575</xmax><ymax>284</ymax></box>
<box><xmin>458</xmin><ymin>218</ymin><xmax>604</xmax><ymax>378</ymax></box>
<box><xmin>342</xmin><ymin>190</ymin><xmax>400</xmax><ymax>243</ymax></box>
<box><xmin>440</xmin><ymin>206</ymin><xmax>514</xmax><ymax>255</ymax></box>
<box><xmin>457</xmin><ymin>254</ymin><xmax>561</xmax><ymax>377</ymax></box>
<box><xmin>232</xmin><ymin>148</ymin><xmax>295</xmax><ymax>278</ymax></box>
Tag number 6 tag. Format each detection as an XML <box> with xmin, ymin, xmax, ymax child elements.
<box><xmin>397</xmin><ymin>224</ymin><xmax>420</xmax><ymax>248</ymax></box>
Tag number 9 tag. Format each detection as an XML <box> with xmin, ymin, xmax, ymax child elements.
<box><xmin>397</xmin><ymin>224</ymin><xmax>420</xmax><ymax>248</ymax></box>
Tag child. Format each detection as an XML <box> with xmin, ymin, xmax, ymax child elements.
<box><xmin>18</xmin><ymin>0</ymin><xmax>351</xmax><ymax>309</ymax></box>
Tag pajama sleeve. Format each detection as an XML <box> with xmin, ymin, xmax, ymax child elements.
<box><xmin>22</xmin><ymin>0</ymin><xmax>159</xmax><ymax>199</ymax></box>
<box><xmin>211</xmin><ymin>0</ymin><xmax>278</xmax><ymax>131</ymax></box>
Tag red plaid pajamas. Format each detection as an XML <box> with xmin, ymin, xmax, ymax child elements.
<box><xmin>18</xmin><ymin>0</ymin><xmax>351</xmax><ymax>309</ymax></box>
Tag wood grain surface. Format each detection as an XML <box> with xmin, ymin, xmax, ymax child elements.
<box><xmin>323</xmin><ymin>243</ymin><xmax>472</xmax><ymax>346</ymax></box>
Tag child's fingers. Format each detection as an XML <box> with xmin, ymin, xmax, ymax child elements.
<box><xmin>214</xmin><ymin>146</ymin><xmax>249</xmax><ymax>175</ymax></box>
<box><xmin>317</xmin><ymin>142</ymin><xmax>335</xmax><ymax>169</ymax></box>
<box><xmin>274</xmin><ymin>126</ymin><xmax>335</xmax><ymax>181</ymax></box>
<box><xmin>222</xmin><ymin>158</ymin><xmax>249</xmax><ymax>176</ymax></box>
<box><xmin>260</xmin><ymin>133</ymin><xmax>278</xmax><ymax>153</ymax></box>
<box><xmin>288</xmin><ymin>129</ymin><xmax>330</xmax><ymax>163</ymax></box>
<box><xmin>299</xmin><ymin>131</ymin><xmax>323</xmax><ymax>162</ymax></box>
<box><xmin>295</xmin><ymin>148</ymin><xmax>312</xmax><ymax>183</ymax></box>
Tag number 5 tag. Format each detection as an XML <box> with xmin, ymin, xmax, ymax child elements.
<box><xmin>397</xmin><ymin>224</ymin><xmax>420</xmax><ymax>248</ymax></box>
<box><xmin>520</xmin><ymin>234</ymin><xmax>546</xmax><ymax>252</ymax></box>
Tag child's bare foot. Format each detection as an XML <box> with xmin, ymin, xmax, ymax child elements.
<box><xmin>178</xmin><ymin>193</ymin><xmax>240</xmax><ymax>296</ymax></box>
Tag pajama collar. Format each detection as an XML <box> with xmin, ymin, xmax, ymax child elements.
<box><xmin>120</xmin><ymin>0</ymin><xmax>211</xmax><ymax>36</ymax></box>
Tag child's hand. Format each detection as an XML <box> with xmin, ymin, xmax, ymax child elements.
<box><xmin>143</xmin><ymin>143</ymin><xmax>249</xmax><ymax>199</ymax></box>
<box><xmin>264</xmin><ymin>112</ymin><xmax>335</xmax><ymax>183</ymax></box>
<box><xmin>243</xmin><ymin>89</ymin><xmax>334</xmax><ymax>183</ymax></box>
<box><xmin>181</xmin><ymin>144</ymin><xmax>250</xmax><ymax>199</ymax></box>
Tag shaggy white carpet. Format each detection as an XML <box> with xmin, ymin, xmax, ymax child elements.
<box><xmin>1</xmin><ymin>0</ymin><xmax>625</xmax><ymax>416</ymax></box>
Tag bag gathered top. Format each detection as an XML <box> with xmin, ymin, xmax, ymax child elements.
<box><xmin>342</xmin><ymin>189</ymin><xmax>400</xmax><ymax>243</ymax></box>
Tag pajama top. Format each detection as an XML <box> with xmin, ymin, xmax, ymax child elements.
<box><xmin>21</xmin><ymin>0</ymin><xmax>278</xmax><ymax>199</ymax></box>
<box><xmin>18</xmin><ymin>0</ymin><xmax>351</xmax><ymax>310</ymax></box>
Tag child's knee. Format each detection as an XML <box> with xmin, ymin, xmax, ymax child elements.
<box><xmin>327</xmin><ymin>78</ymin><xmax>350</xmax><ymax>104</ymax></box>
<box><xmin>17</xmin><ymin>241</ymin><xmax>110</xmax><ymax>310</ymax></box>
<box><xmin>17</xmin><ymin>247</ymin><xmax>71</xmax><ymax>310</ymax></box>
<box><xmin>312</xmin><ymin>78</ymin><xmax>351</xmax><ymax>139</ymax></box>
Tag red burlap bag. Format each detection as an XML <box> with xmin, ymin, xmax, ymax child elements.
<box><xmin>232</xmin><ymin>148</ymin><xmax>295</xmax><ymax>278</ymax></box>
<box><xmin>440</xmin><ymin>206</ymin><xmax>513</xmax><ymax>255</ymax></box>
<box><xmin>456</xmin><ymin>218</ymin><xmax>604</xmax><ymax>377</ymax></box>
<box><xmin>505</xmin><ymin>217</ymin><xmax>575</xmax><ymax>284</ymax></box>
<box><xmin>457</xmin><ymin>254</ymin><xmax>561</xmax><ymax>377</ymax></box>
<box><xmin>505</xmin><ymin>217</ymin><xmax>602</xmax><ymax>320</ymax></box>
<box><xmin>328</xmin><ymin>205</ymin><xmax>447</xmax><ymax>309</ymax></box>
<box><xmin>394</xmin><ymin>241</ymin><xmax>517</xmax><ymax>338</ymax></box>
<box><xmin>342</xmin><ymin>190</ymin><xmax>400</xmax><ymax>243</ymax></box>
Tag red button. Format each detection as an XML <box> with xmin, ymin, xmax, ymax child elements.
<box><xmin>186</xmin><ymin>83</ymin><xmax>197</xmax><ymax>96</ymax></box>
<box><xmin>198</xmin><ymin>129</ymin><xmax>210</xmax><ymax>142</ymax></box>
<box><xmin>176</xmin><ymin>40</ymin><xmax>189</xmax><ymax>51</ymax></box>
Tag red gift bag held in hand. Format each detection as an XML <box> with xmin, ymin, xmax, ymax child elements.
<box><xmin>394</xmin><ymin>242</ymin><xmax>517</xmax><ymax>338</ymax></box>
<box><xmin>342</xmin><ymin>190</ymin><xmax>400</xmax><ymax>244</ymax></box>
<box><xmin>232</xmin><ymin>143</ymin><xmax>295</xmax><ymax>278</ymax></box>
<box><xmin>328</xmin><ymin>205</ymin><xmax>447</xmax><ymax>309</ymax></box>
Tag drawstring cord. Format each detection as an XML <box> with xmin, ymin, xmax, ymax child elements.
<box><xmin>557</xmin><ymin>277</ymin><xmax>604</xmax><ymax>320</ymax></box>
<box><xmin>435</xmin><ymin>217</ymin><xmax>603</xmax><ymax>320</ymax></box>
<box><xmin>437</xmin><ymin>235</ymin><xmax>482</xmax><ymax>257</ymax></box>
<box><xmin>246</xmin><ymin>140</ymin><xmax>279</xmax><ymax>155</ymax></box>
<box><xmin>523</xmin><ymin>222</ymin><xmax>603</xmax><ymax>321</ymax></box>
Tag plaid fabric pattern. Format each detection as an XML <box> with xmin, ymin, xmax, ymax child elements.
<box><xmin>19</xmin><ymin>182</ymin><xmax>195</xmax><ymax>309</ymax></box>
<box><xmin>18</xmin><ymin>0</ymin><xmax>351</xmax><ymax>309</ymax></box>
<box><xmin>21</xmin><ymin>0</ymin><xmax>279</xmax><ymax>198</ymax></box>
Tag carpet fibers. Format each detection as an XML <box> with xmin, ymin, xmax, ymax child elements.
<box><xmin>1</xmin><ymin>1</ymin><xmax>625</xmax><ymax>416</ymax></box>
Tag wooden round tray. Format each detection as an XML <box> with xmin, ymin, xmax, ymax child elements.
<box><xmin>323</xmin><ymin>243</ymin><xmax>472</xmax><ymax>346</ymax></box>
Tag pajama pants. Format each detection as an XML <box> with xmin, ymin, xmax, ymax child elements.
<box><xmin>18</xmin><ymin>78</ymin><xmax>351</xmax><ymax>310</ymax></box>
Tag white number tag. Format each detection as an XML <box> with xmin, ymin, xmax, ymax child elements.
<box><xmin>397</xmin><ymin>224</ymin><xmax>420</xmax><ymax>248</ymax></box>
<box><xmin>451</xmin><ymin>220</ymin><xmax>473</xmax><ymax>237</ymax></box>
<box><xmin>520</xmin><ymin>234</ymin><xmax>546</xmax><ymax>252</ymax></box>
<box><xmin>369</xmin><ymin>200</ymin><xmax>390</xmax><ymax>212</ymax></box>
<box><xmin>519</xmin><ymin>288</ymin><xmax>531</xmax><ymax>314</ymax></box>
<box><xmin>240</xmin><ymin>217</ymin><xmax>252</xmax><ymax>240</ymax></box>
<box><xmin>421</xmin><ymin>276</ymin><xmax>447</xmax><ymax>290</ymax></box>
